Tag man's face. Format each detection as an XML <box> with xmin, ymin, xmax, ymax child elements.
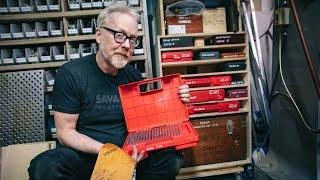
<box><xmin>96</xmin><ymin>13</ymin><xmax>138</xmax><ymax>69</ymax></box>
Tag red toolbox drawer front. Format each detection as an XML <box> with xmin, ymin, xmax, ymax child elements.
<box><xmin>183</xmin><ymin>77</ymin><xmax>212</xmax><ymax>88</ymax></box>
<box><xmin>210</xmin><ymin>75</ymin><xmax>232</xmax><ymax>86</ymax></box>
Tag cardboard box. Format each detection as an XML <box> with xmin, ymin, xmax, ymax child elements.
<box><xmin>166</xmin><ymin>15</ymin><xmax>203</xmax><ymax>34</ymax></box>
<box><xmin>202</xmin><ymin>8</ymin><xmax>227</xmax><ymax>33</ymax></box>
<box><xmin>0</xmin><ymin>141</ymin><xmax>56</xmax><ymax>180</ymax></box>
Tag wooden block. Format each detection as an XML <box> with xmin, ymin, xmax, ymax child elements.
<box><xmin>202</xmin><ymin>8</ymin><xmax>227</xmax><ymax>33</ymax></box>
<box><xmin>194</xmin><ymin>38</ymin><xmax>205</xmax><ymax>47</ymax></box>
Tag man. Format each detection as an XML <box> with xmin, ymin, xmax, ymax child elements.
<box><xmin>29</xmin><ymin>5</ymin><xmax>190</xmax><ymax>180</ymax></box>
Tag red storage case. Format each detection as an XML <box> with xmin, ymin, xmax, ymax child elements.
<box><xmin>183</xmin><ymin>77</ymin><xmax>212</xmax><ymax>88</ymax></box>
<box><xmin>161</xmin><ymin>51</ymin><xmax>193</xmax><ymax>62</ymax></box>
<box><xmin>189</xmin><ymin>89</ymin><xmax>225</xmax><ymax>103</ymax></box>
<box><xmin>210</xmin><ymin>75</ymin><xmax>232</xmax><ymax>86</ymax></box>
<box><xmin>188</xmin><ymin>101</ymin><xmax>241</xmax><ymax>115</ymax></box>
<box><xmin>119</xmin><ymin>74</ymin><xmax>198</xmax><ymax>154</ymax></box>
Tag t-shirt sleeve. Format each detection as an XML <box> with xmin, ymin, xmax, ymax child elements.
<box><xmin>52</xmin><ymin>67</ymin><xmax>81</xmax><ymax>114</ymax></box>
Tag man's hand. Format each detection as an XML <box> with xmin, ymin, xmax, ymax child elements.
<box><xmin>131</xmin><ymin>145</ymin><xmax>145</xmax><ymax>163</ymax></box>
<box><xmin>178</xmin><ymin>84</ymin><xmax>190</xmax><ymax>103</ymax></box>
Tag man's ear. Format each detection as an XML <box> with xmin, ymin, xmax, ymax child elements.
<box><xmin>96</xmin><ymin>29</ymin><xmax>102</xmax><ymax>44</ymax></box>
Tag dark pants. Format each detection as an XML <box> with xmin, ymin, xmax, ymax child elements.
<box><xmin>28</xmin><ymin>147</ymin><xmax>183</xmax><ymax>180</ymax></box>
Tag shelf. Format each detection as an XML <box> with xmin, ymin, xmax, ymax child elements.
<box><xmin>181</xmin><ymin>70</ymin><xmax>248</xmax><ymax>78</ymax></box>
<box><xmin>0</xmin><ymin>31</ymin><xmax>145</xmax><ymax>46</ymax></box>
<box><xmin>0</xmin><ymin>7</ymin><xmax>143</xmax><ymax>22</ymax></box>
<box><xmin>161</xmin><ymin>57</ymin><xmax>247</xmax><ymax>67</ymax></box>
<box><xmin>160</xmin><ymin>44</ymin><xmax>247</xmax><ymax>52</ymax></box>
<box><xmin>189</xmin><ymin>108</ymin><xmax>249</xmax><ymax>119</ymax></box>
<box><xmin>189</xmin><ymin>84</ymin><xmax>248</xmax><ymax>91</ymax></box>
<box><xmin>159</xmin><ymin>32</ymin><xmax>246</xmax><ymax>38</ymax></box>
<box><xmin>191</xmin><ymin>97</ymin><xmax>249</xmax><ymax>105</ymax></box>
<box><xmin>131</xmin><ymin>55</ymin><xmax>147</xmax><ymax>61</ymax></box>
<box><xmin>0</xmin><ymin>61</ymin><xmax>66</xmax><ymax>72</ymax></box>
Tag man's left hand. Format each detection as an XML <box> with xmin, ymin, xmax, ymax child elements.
<box><xmin>178</xmin><ymin>84</ymin><xmax>190</xmax><ymax>103</ymax></box>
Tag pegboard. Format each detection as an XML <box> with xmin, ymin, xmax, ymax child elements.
<box><xmin>0</xmin><ymin>70</ymin><xmax>45</xmax><ymax>147</ymax></box>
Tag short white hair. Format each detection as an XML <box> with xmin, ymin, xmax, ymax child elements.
<box><xmin>97</xmin><ymin>4</ymin><xmax>141</xmax><ymax>28</ymax></box>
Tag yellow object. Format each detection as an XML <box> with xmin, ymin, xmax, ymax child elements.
<box><xmin>90</xmin><ymin>144</ymin><xmax>136</xmax><ymax>180</ymax></box>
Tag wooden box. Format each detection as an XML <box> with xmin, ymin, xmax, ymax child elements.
<box><xmin>182</xmin><ymin>114</ymin><xmax>247</xmax><ymax>167</ymax></box>
<box><xmin>166</xmin><ymin>15</ymin><xmax>203</xmax><ymax>35</ymax></box>
<box><xmin>202</xmin><ymin>8</ymin><xmax>227</xmax><ymax>33</ymax></box>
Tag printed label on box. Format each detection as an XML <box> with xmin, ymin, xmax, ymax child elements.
<box><xmin>70</xmin><ymin>54</ymin><xmax>80</xmax><ymax>59</ymax></box>
<box><xmin>37</xmin><ymin>6</ymin><xmax>48</xmax><ymax>11</ymax></box>
<box><xmin>134</xmin><ymin>49</ymin><xmax>144</xmax><ymax>55</ymax></box>
<box><xmin>69</xmin><ymin>4</ymin><xmax>80</xmax><ymax>9</ymax></box>
<box><xmin>38</xmin><ymin>31</ymin><xmax>49</xmax><ymax>37</ymax></box>
<box><xmin>81</xmin><ymin>3</ymin><xmax>92</xmax><ymax>8</ymax></box>
<box><xmin>28</xmin><ymin>57</ymin><xmax>38</xmax><ymax>62</ymax></box>
<box><xmin>21</xmin><ymin>7</ymin><xmax>32</xmax><ymax>12</ymax></box>
<box><xmin>68</xmin><ymin>29</ymin><xmax>78</xmax><ymax>35</ymax></box>
<box><xmin>129</xmin><ymin>0</ymin><xmax>139</xmax><ymax>6</ymax></box>
<box><xmin>0</xmin><ymin>8</ymin><xmax>8</xmax><ymax>13</ymax></box>
<box><xmin>16</xmin><ymin>58</ymin><xmax>27</xmax><ymax>63</ymax></box>
<box><xmin>82</xmin><ymin>53</ymin><xmax>91</xmax><ymax>57</ymax></box>
<box><xmin>9</xmin><ymin>7</ymin><xmax>20</xmax><ymax>13</ymax></box>
<box><xmin>82</xmin><ymin>28</ymin><xmax>93</xmax><ymax>34</ymax></box>
<box><xmin>168</xmin><ymin>25</ymin><xmax>186</xmax><ymax>34</ymax></box>
<box><xmin>13</xmin><ymin>33</ymin><xmax>24</xmax><ymax>38</ymax></box>
<box><xmin>49</xmin><ymin>5</ymin><xmax>60</xmax><ymax>11</ymax></box>
<box><xmin>54</xmin><ymin>55</ymin><xmax>65</xmax><ymax>60</ymax></box>
<box><xmin>92</xmin><ymin>2</ymin><xmax>103</xmax><ymax>7</ymax></box>
<box><xmin>3</xmin><ymin>58</ymin><xmax>14</xmax><ymax>64</ymax></box>
<box><xmin>41</xmin><ymin>56</ymin><xmax>51</xmax><ymax>61</ymax></box>
<box><xmin>51</xmin><ymin>30</ymin><xmax>62</xmax><ymax>36</ymax></box>
<box><xmin>0</xmin><ymin>33</ymin><xmax>12</xmax><ymax>39</ymax></box>
<box><xmin>26</xmin><ymin>32</ymin><xmax>36</xmax><ymax>37</ymax></box>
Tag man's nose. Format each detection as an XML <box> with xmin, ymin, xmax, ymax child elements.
<box><xmin>121</xmin><ymin>38</ymin><xmax>131</xmax><ymax>48</ymax></box>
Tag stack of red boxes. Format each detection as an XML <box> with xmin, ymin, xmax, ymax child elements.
<box><xmin>184</xmin><ymin>75</ymin><xmax>243</xmax><ymax>114</ymax></box>
<box><xmin>161</xmin><ymin>51</ymin><xmax>193</xmax><ymax>62</ymax></box>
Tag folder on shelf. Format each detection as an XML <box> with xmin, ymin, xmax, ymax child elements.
<box><xmin>26</xmin><ymin>47</ymin><xmax>39</xmax><ymax>63</ymax></box>
<box><xmin>8</xmin><ymin>0</ymin><xmax>20</xmax><ymax>13</ymax></box>
<box><xmin>119</xmin><ymin>74</ymin><xmax>199</xmax><ymax>154</ymax></box>
<box><xmin>23</xmin><ymin>22</ymin><xmax>37</xmax><ymax>38</ymax></box>
<box><xmin>10</xmin><ymin>24</ymin><xmax>24</xmax><ymax>39</ymax></box>
<box><xmin>1</xmin><ymin>49</ymin><xmax>14</xmax><ymax>64</ymax></box>
<box><xmin>51</xmin><ymin>45</ymin><xmax>66</xmax><ymax>61</ymax></box>
<box><xmin>0</xmin><ymin>1</ymin><xmax>8</xmax><ymax>14</ymax></box>
<box><xmin>38</xmin><ymin>46</ymin><xmax>52</xmax><ymax>62</ymax></box>
<box><xmin>67</xmin><ymin>19</ymin><xmax>80</xmax><ymax>35</ymax></box>
<box><xmin>35</xmin><ymin>0</ymin><xmax>49</xmax><ymax>12</ymax></box>
<box><xmin>69</xmin><ymin>44</ymin><xmax>80</xmax><ymax>60</ymax></box>
<box><xmin>13</xmin><ymin>48</ymin><xmax>27</xmax><ymax>64</ymax></box>
<box><xmin>48</xmin><ymin>0</ymin><xmax>60</xmax><ymax>11</ymax></box>
<box><xmin>80</xmin><ymin>18</ymin><xmax>94</xmax><ymax>34</ymax></box>
<box><xmin>19</xmin><ymin>0</ymin><xmax>34</xmax><ymax>13</ymax></box>
<box><xmin>36</xmin><ymin>21</ymin><xmax>49</xmax><ymax>37</ymax></box>
<box><xmin>68</xmin><ymin>0</ymin><xmax>80</xmax><ymax>10</ymax></box>
<box><xmin>48</xmin><ymin>20</ymin><xmax>63</xmax><ymax>36</ymax></box>
<box><xmin>79</xmin><ymin>43</ymin><xmax>92</xmax><ymax>57</ymax></box>
<box><xmin>0</xmin><ymin>24</ymin><xmax>12</xmax><ymax>40</ymax></box>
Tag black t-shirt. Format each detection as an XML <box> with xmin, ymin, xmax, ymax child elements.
<box><xmin>52</xmin><ymin>54</ymin><xmax>143</xmax><ymax>147</ymax></box>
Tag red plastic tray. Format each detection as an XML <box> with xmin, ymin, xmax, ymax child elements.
<box><xmin>119</xmin><ymin>74</ymin><xmax>198</xmax><ymax>153</ymax></box>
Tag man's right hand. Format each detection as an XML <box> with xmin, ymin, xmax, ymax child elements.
<box><xmin>131</xmin><ymin>145</ymin><xmax>145</xmax><ymax>163</ymax></box>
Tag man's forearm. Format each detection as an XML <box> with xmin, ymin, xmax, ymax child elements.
<box><xmin>57</xmin><ymin>129</ymin><xmax>103</xmax><ymax>154</ymax></box>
